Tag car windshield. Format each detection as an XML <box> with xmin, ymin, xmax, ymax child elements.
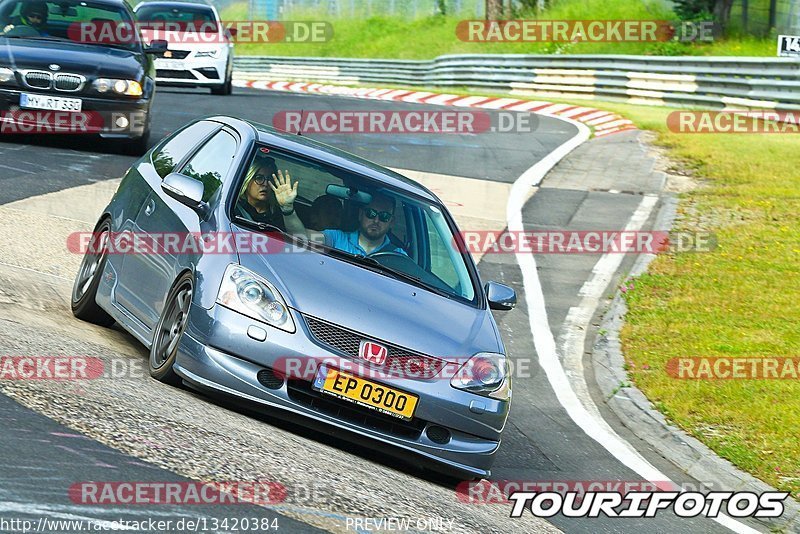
<box><xmin>0</xmin><ymin>0</ymin><xmax>138</xmax><ymax>50</ymax></box>
<box><xmin>232</xmin><ymin>145</ymin><xmax>478</xmax><ymax>303</ymax></box>
<box><xmin>136</xmin><ymin>4</ymin><xmax>218</xmax><ymax>33</ymax></box>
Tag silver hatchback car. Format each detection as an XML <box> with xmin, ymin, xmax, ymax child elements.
<box><xmin>71</xmin><ymin>116</ymin><xmax>517</xmax><ymax>478</ymax></box>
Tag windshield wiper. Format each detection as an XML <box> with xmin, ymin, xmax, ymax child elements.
<box><xmin>3</xmin><ymin>35</ymin><xmax>66</xmax><ymax>41</ymax></box>
<box><xmin>233</xmin><ymin>215</ymin><xmax>286</xmax><ymax>236</ymax></box>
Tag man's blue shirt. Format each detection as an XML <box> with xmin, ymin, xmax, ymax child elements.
<box><xmin>322</xmin><ymin>229</ymin><xmax>406</xmax><ymax>257</ymax></box>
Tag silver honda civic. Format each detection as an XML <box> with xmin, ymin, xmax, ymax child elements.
<box><xmin>71</xmin><ymin>115</ymin><xmax>517</xmax><ymax>478</ymax></box>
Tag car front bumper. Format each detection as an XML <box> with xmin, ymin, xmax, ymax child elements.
<box><xmin>0</xmin><ymin>88</ymin><xmax>151</xmax><ymax>139</ymax></box>
<box><xmin>174</xmin><ymin>302</ymin><xmax>509</xmax><ymax>478</ymax></box>
<box><xmin>154</xmin><ymin>53</ymin><xmax>229</xmax><ymax>87</ymax></box>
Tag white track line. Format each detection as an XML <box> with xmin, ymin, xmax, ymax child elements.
<box><xmin>507</xmin><ymin>117</ymin><xmax>758</xmax><ymax>534</ymax></box>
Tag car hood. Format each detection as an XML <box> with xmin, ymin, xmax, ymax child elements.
<box><xmin>232</xmin><ymin>229</ymin><xmax>502</xmax><ymax>361</ymax></box>
<box><xmin>0</xmin><ymin>38</ymin><xmax>144</xmax><ymax>79</ymax></box>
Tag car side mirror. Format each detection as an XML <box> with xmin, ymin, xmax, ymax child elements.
<box><xmin>145</xmin><ymin>39</ymin><xmax>169</xmax><ymax>55</ymax></box>
<box><xmin>485</xmin><ymin>282</ymin><xmax>517</xmax><ymax>311</ymax></box>
<box><xmin>162</xmin><ymin>173</ymin><xmax>209</xmax><ymax>217</ymax></box>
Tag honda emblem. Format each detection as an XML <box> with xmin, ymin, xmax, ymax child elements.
<box><xmin>359</xmin><ymin>340</ymin><xmax>388</xmax><ymax>365</ymax></box>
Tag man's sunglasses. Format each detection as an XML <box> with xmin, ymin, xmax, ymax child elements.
<box><xmin>363</xmin><ymin>208</ymin><xmax>393</xmax><ymax>222</ymax></box>
<box><xmin>28</xmin><ymin>13</ymin><xmax>44</xmax><ymax>21</ymax></box>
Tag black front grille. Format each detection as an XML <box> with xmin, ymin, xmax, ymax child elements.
<box><xmin>196</xmin><ymin>67</ymin><xmax>219</xmax><ymax>80</ymax></box>
<box><xmin>24</xmin><ymin>71</ymin><xmax>51</xmax><ymax>89</ymax></box>
<box><xmin>303</xmin><ymin>315</ymin><xmax>447</xmax><ymax>379</ymax></box>
<box><xmin>156</xmin><ymin>69</ymin><xmax>196</xmax><ymax>80</ymax></box>
<box><xmin>54</xmin><ymin>74</ymin><xmax>83</xmax><ymax>92</ymax></box>
<box><xmin>287</xmin><ymin>379</ymin><xmax>426</xmax><ymax>440</ymax></box>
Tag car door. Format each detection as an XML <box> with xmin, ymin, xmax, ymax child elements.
<box><xmin>114</xmin><ymin>120</ymin><xmax>220</xmax><ymax>327</ymax></box>
<box><xmin>132</xmin><ymin>127</ymin><xmax>239</xmax><ymax>331</ymax></box>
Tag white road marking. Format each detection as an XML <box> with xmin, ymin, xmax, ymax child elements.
<box><xmin>559</xmin><ymin>194</ymin><xmax>657</xmax><ymax>418</ymax></box>
<box><xmin>507</xmin><ymin>117</ymin><xmax>759</xmax><ymax>533</ymax></box>
<box><xmin>0</xmin><ymin>262</ymin><xmax>70</xmax><ymax>282</ymax></box>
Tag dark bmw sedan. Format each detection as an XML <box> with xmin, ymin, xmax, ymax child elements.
<box><xmin>0</xmin><ymin>0</ymin><xmax>166</xmax><ymax>153</ymax></box>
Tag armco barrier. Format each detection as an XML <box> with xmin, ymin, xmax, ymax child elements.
<box><xmin>233</xmin><ymin>54</ymin><xmax>800</xmax><ymax>111</ymax></box>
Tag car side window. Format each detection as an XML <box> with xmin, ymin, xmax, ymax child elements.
<box><xmin>179</xmin><ymin>130</ymin><xmax>238</xmax><ymax>203</ymax></box>
<box><xmin>152</xmin><ymin>121</ymin><xmax>219</xmax><ymax>179</ymax></box>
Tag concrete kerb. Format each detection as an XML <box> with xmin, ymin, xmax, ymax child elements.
<box><xmin>232</xmin><ymin>79</ymin><xmax>636</xmax><ymax>137</ymax></box>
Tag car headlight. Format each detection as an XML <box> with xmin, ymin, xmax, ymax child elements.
<box><xmin>195</xmin><ymin>49</ymin><xmax>219</xmax><ymax>58</ymax></box>
<box><xmin>450</xmin><ymin>353</ymin><xmax>511</xmax><ymax>400</ymax></box>
<box><xmin>0</xmin><ymin>67</ymin><xmax>14</xmax><ymax>83</ymax></box>
<box><xmin>217</xmin><ymin>264</ymin><xmax>295</xmax><ymax>333</ymax></box>
<box><xmin>94</xmin><ymin>78</ymin><xmax>143</xmax><ymax>96</ymax></box>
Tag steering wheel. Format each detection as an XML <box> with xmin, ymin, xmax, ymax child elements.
<box><xmin>369</xmin><ymin>251</ymin><xmax>416</xmax><ymax>270</ymax></box>
<box><xmin>2</xmin><ymin>24</ymin><xmax>41</xmax><ymax>37</ymax></box>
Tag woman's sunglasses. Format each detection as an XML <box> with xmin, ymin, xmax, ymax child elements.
<box><xmin>363</xmin><ymin>208</ymin><xmax>393</xmax><ymax>223</ymax></box>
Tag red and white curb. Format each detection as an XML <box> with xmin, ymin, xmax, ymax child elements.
<box><xmin>233</xmin><ymin>79</ymin><xmax>636</xmax><ymax>137</ymax></box>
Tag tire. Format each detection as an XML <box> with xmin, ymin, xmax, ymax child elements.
<box><xmin>211</xmin><ymin>59</ymin><xmax>233</xmax><ymax>95</ymax></box>
<box><xmin>210</xmin><ymin>77</ymin><xmax>232</xmax><ymax>96</ymax></box>
<box><xmin>71</xmin><ymin>219</ymin><xmax>115</xmax><ymax>327</ymax></box>
<box><xmin>149</xmin><ymin>272</ymin><xmax>194</xmax><ymax>385</ymax></box>
<box><xmin>121</xmin><ymin>128</ymin><xmax>151</xmax><ymax>156</ymax></box>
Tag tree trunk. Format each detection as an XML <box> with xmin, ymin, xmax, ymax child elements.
<box><xmin>713</xmin><ymin>0</ymin><xmax>734</xmax><ymax>34</ymax></box>
<box><xmin>486</xmin><ymin>0</ymin><xmax>503</xmax><ymax>20</ymax></box>
<box><xmin>768</xmin><ymin>0</ymin><xmax>777</xmax><ymax>30</ymax></box>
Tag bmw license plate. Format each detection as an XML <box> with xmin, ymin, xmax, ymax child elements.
<box><xmin>313</xmin><ymin>366</ymin><xmax>418</xmax><ymax>421</ymax></box>
<box><xmin>20</xmin><ymin>93</ymin><xmax>82</xmax><ymax>112</ymax></box>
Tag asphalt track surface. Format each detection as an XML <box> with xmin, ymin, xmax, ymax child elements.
<box><xmin>0</xmin><ymin>86</ymin><xmax>760</xmax><ymax>533</ymax></box>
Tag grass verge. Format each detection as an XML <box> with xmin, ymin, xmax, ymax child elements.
<box><xmin>611</xmin><ymin>103</ymin><xmax>800</xmax><ymax>499</ymax></box>
<box><xmin>221</xmin><ymin>0</ymin><xmax>776</xmax><ymax>58</ymax></box>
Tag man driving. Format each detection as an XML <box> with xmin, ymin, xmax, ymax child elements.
<box><xmin>3</xmin><ymin>1</ymin><xmax>50</xmax><ymax>35</ymax></box>
<box><xmin>270</xmin><ymin>170</ymin><xmax>406</xmax><ymax>257</ymax></box>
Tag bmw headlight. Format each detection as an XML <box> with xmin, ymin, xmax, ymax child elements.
<box><xmin>0</xmin><ymin>67</ymin><xmax>14</xmax><ymax>83</ymax></box>
<box><xmin>94</xmin><ymin>78</ymin><xmax>143</xmax><ymax>96</ymax></box>
<box><xmin>450</xmin><ymin>353</ymin><xmax>511</xmax><ymax>400</ymax></box>
<box><xmin>195</xmin><ymin>49</ymin><xmax>219</xmax><ymax>58</ymax></box>
<box><xmin>217</xmin><ymin>265</ymin><xmax>295</xmax><ymax>333</ymax></box>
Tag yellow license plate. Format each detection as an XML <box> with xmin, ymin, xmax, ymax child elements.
<box><xmin>315</xmin><ymin>367</ymin><xmax>418</xmax><ymax>421</ymax></box>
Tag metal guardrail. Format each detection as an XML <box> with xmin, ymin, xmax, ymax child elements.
<box><xmin>233</xmin><ymin>54</ymin><xmax>800</xmax><ymax>110</ymax></box>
